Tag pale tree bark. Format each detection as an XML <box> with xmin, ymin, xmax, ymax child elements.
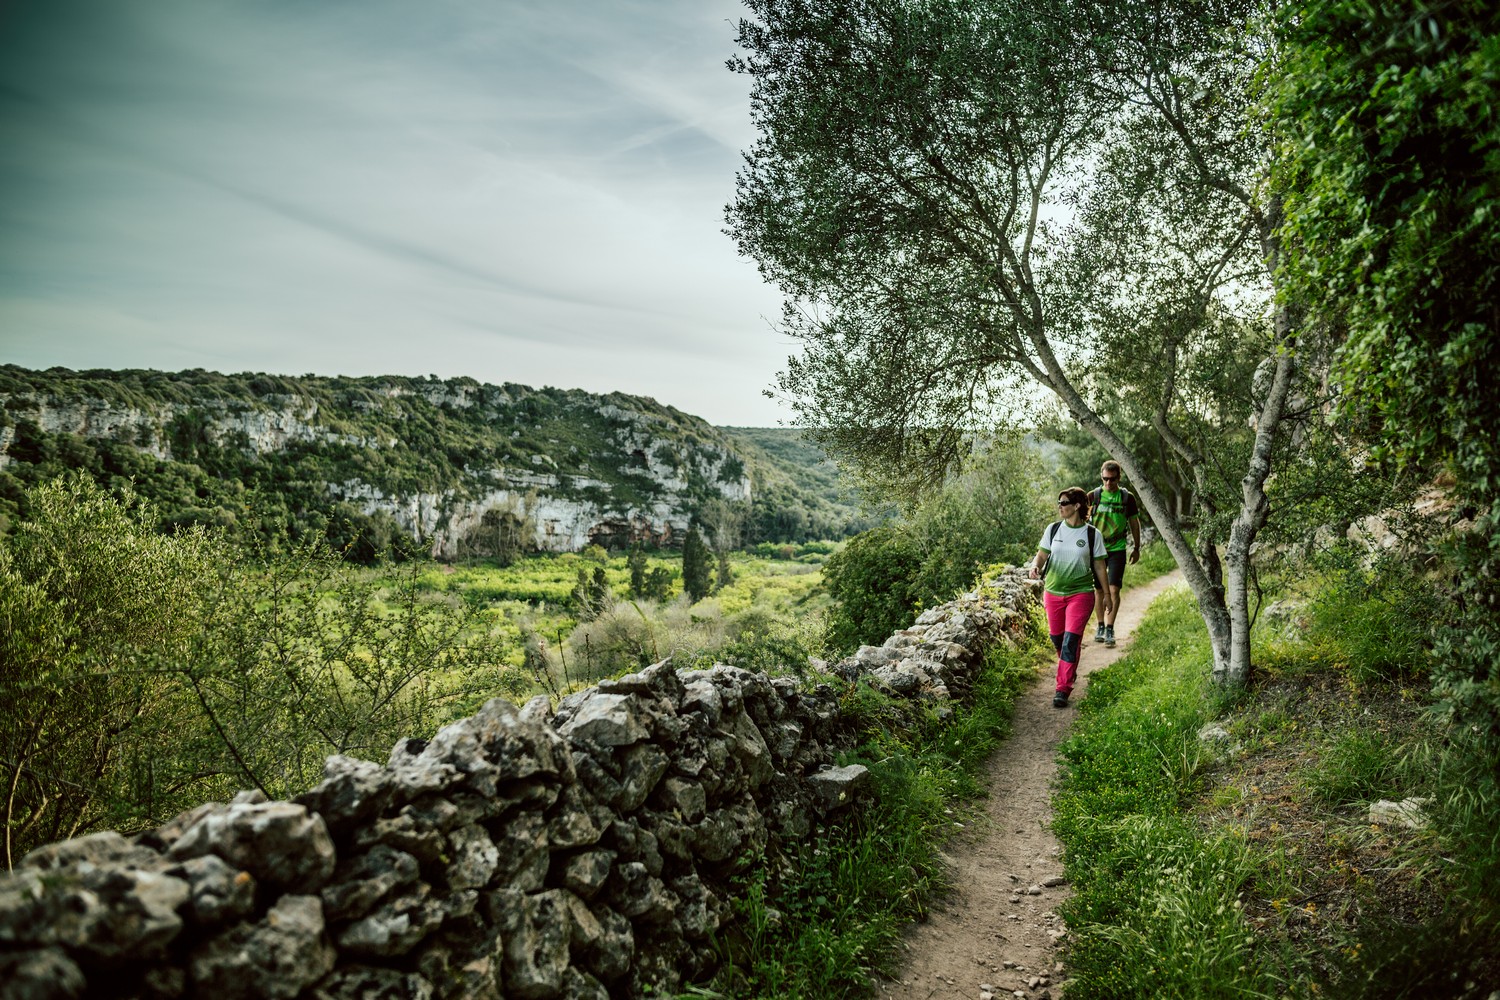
<box><xmin>1020</xmin><ymin>324</ymin><xmax>1248</xmax><ymax>681</ymax></box>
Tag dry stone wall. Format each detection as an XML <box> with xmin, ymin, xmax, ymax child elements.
<box><xmin>0</xmin><ymin>570</ymin><xmax>1040</xmax><ymax>1000</ymax></box>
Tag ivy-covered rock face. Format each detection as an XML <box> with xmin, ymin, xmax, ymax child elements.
<box><xmin>0</xmin><ymin>366</ymin><xmax>860</xmax><ymax>558</ymax></box>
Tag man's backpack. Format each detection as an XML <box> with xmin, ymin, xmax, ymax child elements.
<box><xmin>1086</xmin><ymin>486</ymin><xmax>1134</xmax><ymax>510</ymax></box>
<box><xmin>1040</xmin><ymin>520</ymin><xmax>1099</xmax><ymax>579</ymax></box>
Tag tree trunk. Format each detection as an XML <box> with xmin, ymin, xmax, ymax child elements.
<box><xmin>1219</xmin><ymin>307</ymin><xmax>1298</xmax><ymax>683</ymax></box>
<box><xmin>1054</xmin><ymin>392</ymin><xmax>1237</xmax><ymax>674</ymax></box>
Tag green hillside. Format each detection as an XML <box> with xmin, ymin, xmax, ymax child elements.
<box><xmin>717</xmin><ymin>425</ymin><xmax>880</xmax><ymax>542</ymax></box>
<box><xmin>0</xmin><ymin>365</ymin><xmax>862</xmax><ymax>558</ymax></box>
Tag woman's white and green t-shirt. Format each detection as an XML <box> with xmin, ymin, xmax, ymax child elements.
<box><xmin>1039</xmin><ymin>521</ymin><xmax>1108</xmax><ymax>596</ymax></box>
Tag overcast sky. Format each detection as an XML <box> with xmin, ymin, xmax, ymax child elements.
<box><xmin>0</xmin><ymin>0</ymin><xmax>800</xmax><ymax>425</ymax></box>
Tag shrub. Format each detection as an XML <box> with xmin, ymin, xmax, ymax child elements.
<box><xmin>0</xmin><ymin>474</ymin><xmax>522</xmax><ymax>863</ymax></box>
<box><xmin>822</xmin><ymin>525</ymin><xmax>923</xmax><ymax>652</ymax></box>
<box><xmin>0</xmin><ymin>476</ymin><xmax>228</xmax><ymax>863</ymax></box>
<box><xmin>565</xmin><ymin>599</ymin><xmax>731</xmax><ymax>681</ymax></box>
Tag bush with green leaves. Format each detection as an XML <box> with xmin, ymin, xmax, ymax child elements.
<box><xmin>821</xmin><ymin>524</ymin><xmax>925</xmax><ymax>653</ymax></box>
<box><xmin>822</xmin><ymin>439</ymin><xmax>1051</xmax><ymax>652</ymax></box>
<box><xmin>0</xmin><ymin>475</ymin><xmax>521</xmax><ymax>865</ymax></box>
<box><xmin>0</xmin><ymin>477</ymin><xmax>229</xmax><ymax>865</ymax></box>
<box><xmin>1266</xmin><ymin>0</ymin><xmax>1500</xmax><ymax>762</ymax></box>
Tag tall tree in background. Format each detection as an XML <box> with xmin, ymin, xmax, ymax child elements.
<box><xmin>681</xmin><ymin>525</ymin><xmax>713</xmax><ymax>603</ymax></box>
<box><xmin>627</xmin><ymin>544</ymin><xmax>649</xmax><ymax>598</ymax></box>
<box><xmin>728</xmin><ymin>0</ymin><xmax>1304</xmax><ymax>684</ymax></box>
<box><xmin>697</xmin><ymin>498</ymin><xmax>746</xmax><ymax>591</ymax></box>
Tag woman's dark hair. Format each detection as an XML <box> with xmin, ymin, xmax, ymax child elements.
<box><xmin>1058</xmin><ymin>486</ymin><xmax>1091</xmax><ymax>517</ymax></box>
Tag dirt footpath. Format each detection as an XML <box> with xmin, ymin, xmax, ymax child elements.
<box><xmin>880</xmin><ymin>570</ymin><xmax>1186</xmax><ymax>1000</ymax></box>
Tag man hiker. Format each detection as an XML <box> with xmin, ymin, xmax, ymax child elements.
<box><xmin>1088</xmin><ymin>460</ymin><xmax>1141</xmax><ymax>647</ymax></box>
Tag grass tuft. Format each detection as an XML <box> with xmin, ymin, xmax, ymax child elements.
<box><xmin>708</xmin><ymin>632</ymin><xmax>1044</xmax><ymax>998</ymax></box>
<box><xmin>1052</xmin><ymin>560</ymin><xmax>1500</xmax><ymax>997</ymax></box>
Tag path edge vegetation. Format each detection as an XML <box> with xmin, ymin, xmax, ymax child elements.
<box><xmin>684</xmin><ymin>567</ymin><xmax>1053</xmax><ymax>999</ymax></box>
<box><xmin>1052</xmin><ymin>562</ymin><xmax>1500</xmax><ymax>999</ymax></box>
<box><xmin>692</xmin><ymin>548</ymin><xmax>1178</xmax><ymax>998</ymax></box>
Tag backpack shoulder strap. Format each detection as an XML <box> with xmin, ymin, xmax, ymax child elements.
<box><xmin>1040</xmin><ymin>520</ymin><xmax>1062</xmax><ymax>575</ymax></box>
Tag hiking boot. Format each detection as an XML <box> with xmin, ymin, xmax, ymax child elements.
<box><xmin>1053</xmin><ymin>692</ymin><xmax>1069</xmax><ymax>708</ymax></box>
<box><xmin>1095</xmin><ymin>622</ymin><xmax>1106</xmax><ymax>643</ymax></box>
<box><xmin>1104</xmin><ymin>625</ymin><xmax>1116</xmax><ymax>647</ymax></box>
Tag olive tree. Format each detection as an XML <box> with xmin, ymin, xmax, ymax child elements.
<box><xmin>728</xmin><ymin>0</ymin><xmax>1303</xmax><ymax>684</ymax></box>
<box><xmin>0</xmin><ymin>477</ymin><xmax>228</xmax><ymax>866</ymax></box>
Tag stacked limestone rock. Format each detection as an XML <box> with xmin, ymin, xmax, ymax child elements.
<box><xmin>0</xmin><ymin>569</ymin><xmax>1039</xmax><ymax>1000</ymax></box>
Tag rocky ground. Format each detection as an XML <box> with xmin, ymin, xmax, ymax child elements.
<box><xmin>879</xmin><ymin>571</ymin><xmax>1186</xmax><ymax>1000</ymax></box>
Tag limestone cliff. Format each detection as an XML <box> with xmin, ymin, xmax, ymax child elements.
<box><xmin>0</xmin><ymin>367</ymin><xmax>786</xmax><ymax>557</ymax></box>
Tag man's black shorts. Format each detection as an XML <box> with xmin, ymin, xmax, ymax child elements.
<box><xmin>1102</xmin><ymin>550</ymin><xmax>1128</xmax><ymax>587</ymax></box>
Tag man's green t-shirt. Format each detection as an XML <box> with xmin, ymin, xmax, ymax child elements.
<box><xmin>1088</xmin><ymin>487</ymin><xmax>1139</xmax><ymax>553</ymax></box>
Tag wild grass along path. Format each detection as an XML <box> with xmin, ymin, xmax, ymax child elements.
<box><xmin>881</xmin><ymin>569</ymin><xmax>1187</xmax><ymax>1000</ymax></box>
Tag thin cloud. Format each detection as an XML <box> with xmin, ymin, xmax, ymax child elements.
<box><xmin>0</xmin><ymin>0</ymin><xmax>790</xmax><ymax>425</ymax></box>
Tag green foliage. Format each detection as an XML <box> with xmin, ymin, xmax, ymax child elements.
<box><xmin>565</xmin><ymin>601</ymin><xmax>686</xmax><ymax>681</ymax></box>
<box><xmin>0</xmin><ymin>476</ymin><xmax>520</xmax><ymax>863</ymax></box>
<box><xmin>1267</xmin><ymin>0</ymin><xmax>1500</xmax><ymax>496</ymax></box>
<box><xmin>1428</xmin><ymin>507</ymin><xmax>1500</xmax><ymax>757</ymax></box>
<box><xmin>1266</xmin><ymin>0</ymin><xmax>1500</xmax><ymax>758</ymax></box>
<box><xmin>713</xmin><ymin>638</ymin><xmax>1041</xmax><ymax>998</ymax></box>
<box><xmin>728</xmin><ymin>0</ymin><xmax>1127</xmax><ymax>499</ymax></box>
<box><xmin>749</xmin><ymin>540</ymin><xmax>838</xmax><ymax>561</ymax></box>
<box><xmin>1298</xmin><ymin>551</ymin><xmax>1438</xmax><ymax>683</ymax></box>
<box><xmin>456</xmin><ymin>495</ymin><xmax>538</xmax><ymax>566</ymax></box>
<box><xmin>563</xmin><ymin>569</ymin><xmax>830</xmax><ymax>683</ymax></box>
<box><xmin>821</xmin><ymin>525</ymin><xmax>924</xmax><ymax>652</ymax></box>
<box><xmin>714</xmin><ymin>550</ymin><xmax>734</xmax><ymax>592</ymax></box>
<box><xmin>187</xmin><ymin>547</ymin><xmax>521</xmax><ymax>801</ymax></box>
<box><xmin>681</xmin><ymin>525</ymin><xmax>713</xmax><ymax>603</ymax></box>
<box><xmin>570</xmin><ymin>566</ymin><xmax>613</xmax><ymax>622</ymax></box>
<box><xmin>0</xmin><ymin>477</ymin><xmax>229</xmax><ymax>863</ymax></box>
<box><xmin>822</xmin><ymin>439</ymin><xmax>1052</xmax><ymax>652</ymax></box>
<box><xmin>627</xmin><ymin>544</ymin><xmax>648</xmax><ymax>597</ymax></box>
<box><xmin>932</xmin><ymin>445</ymin><xmax>1051</xmax><ymax>574</ymax></box>
<box><xmin>714</xmin><ymin>607</ymin><xmax>827</xmax><ymax>675</ymax></box>
<box><xmin>641</xmin><ymin>566</ymin><xmax>674</xmax><ymax>602</ymax></box>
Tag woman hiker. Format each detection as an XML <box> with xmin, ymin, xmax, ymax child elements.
<box><xmin>1028</xmin><ymin>486</ymin><xmax>1112</xmax><ymax>708</ymax></box>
